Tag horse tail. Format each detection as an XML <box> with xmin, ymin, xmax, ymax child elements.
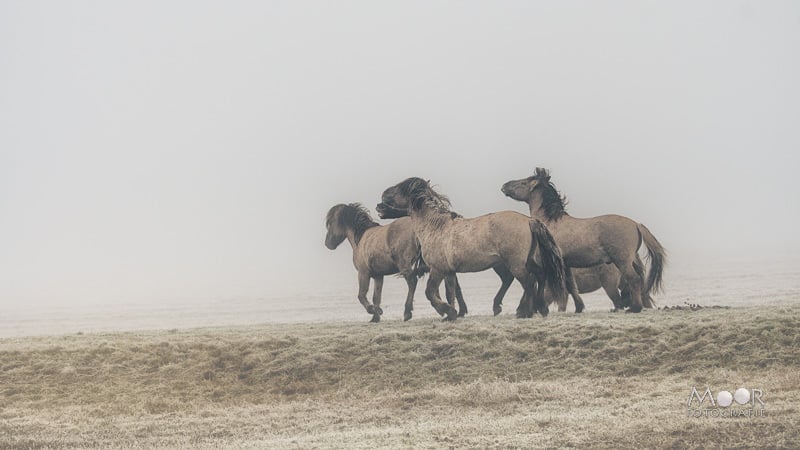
<box><xmin>411</xmin><ymin>244</ymin><xmax>429</xmax><ymax>279</ymax></box>
<box><xmin>529</xmin><ymin>220</ymin><xmax>567</xmax><ymax>300</ymax></box>
<box><xmin>638</xmin><ymin>223</ymin><xmax>667</xmax><ymax>296</ymax></box>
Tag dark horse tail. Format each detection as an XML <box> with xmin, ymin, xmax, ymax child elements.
<box><xmin>528</xmin><ymin>220</ymin><xmax>567</xmax><ymax>301</ymax></box>
<box><xmin>411</xmin><ymin>243</ymin><xmax>430</xmax><ymax>278</ymax></box>
<box><xmin>638</xmin><ymin>223</ymin><xmax>667</xmax><ymax>299</ymax></box>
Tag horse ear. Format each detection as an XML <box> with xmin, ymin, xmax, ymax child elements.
<box><xmin>534</xmin><ymin>167</ymin><xmax>551</xmax><ymax>181</ymax></box>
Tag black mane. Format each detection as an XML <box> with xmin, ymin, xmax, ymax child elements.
<box><xmin>532</xmin><ymin>168</ymin><xmax>568</xmax><ymax>220</ymax></box>
<box><xmin>327</xmin><ymin>203</ymin><xmax>379</xmax><ymax>244</ymax></box>
<box><xmin>397</xmin><ymin>177</ymin><xmax>452</xmax><ymax>214</ymax></box>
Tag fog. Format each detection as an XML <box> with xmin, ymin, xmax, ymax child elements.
<box><xmin>2</xmin><ymin>1</ymin><xmax>799</xmax><ymax>309</ymax></box>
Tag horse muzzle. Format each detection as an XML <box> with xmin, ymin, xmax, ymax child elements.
<box><xmin>376</xmin><ymin>202</ymin><xmax>408</xmax><ymax>219</ymax></box>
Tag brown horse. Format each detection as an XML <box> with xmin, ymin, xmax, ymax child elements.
<box><xmin>545</xmin><ymin>264</ymin><xmax>656</xmax><ymax>311</ymax></box>
<box><xmin>502</xmin><ymin>168</ymin><xmax>666</xmax><ymax>313</ymax></box>
<box><xmin>325</xmin><ymin>203</ymin><xmax>466</xmax><ymax>322</ymax></box>
<box><xmin>378</xmin><ymin>177</ymin><xmax>566</xmax><ymax>320</ymax></box>
<box><xmin>380</xmin><ymin>202</ymin><xmax>528</xmax><ymax>317</ymax></box>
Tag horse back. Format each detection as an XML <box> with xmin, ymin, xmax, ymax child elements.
<box><xmin>444</xmin><ymin>210</ymin><xmax>533</xmax><ymax>272</ymax></box>
<box><xmin>556</xmin><ymin>214</ymin><xmax>641</xmax><ymax>264</ymax></box>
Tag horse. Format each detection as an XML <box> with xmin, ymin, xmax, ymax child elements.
<box><xmin>380</xmin><ymin>202</ymin><xmax>527</xmax><ymax>318</ymax></box>
<box><xmin>325</xmin><ymin>203</ymin><xmax>467</xmax><ymax>322</ymax></box>
<box><xmin>378</xmin><ymin>177</ymin><xmax>567</xmax><ymax>320</ymax></box>
<box><xmin>501</xmin><ymin>168</ymin><xmax>666</xmax><ymax>313</ymax></box>
<box><xmin>544</xmin><ymin>263</ymin><xmax>656</xmax><ymax>311</ymax></box>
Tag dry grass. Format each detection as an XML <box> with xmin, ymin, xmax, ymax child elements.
<box><xmin>2</xmin><ymin>306</ymin><xmax>799</xmax><ymax>449</ymax></box>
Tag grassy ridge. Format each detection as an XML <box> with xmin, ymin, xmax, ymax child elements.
<box><xmin>2</xmin><ymin>306</ymin><xmax>800</xmax><ymax>448</ymax></box>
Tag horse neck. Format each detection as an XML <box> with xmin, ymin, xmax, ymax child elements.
<box><xmin>527</xmin><ymin>190</ymin><xmax>549</xmax><ymax>221</ymax></box>
<box><xmin>343</xmin><ymin>227</ymin><xmax>361</xmax><ymax>251</ymax></box>
<box><xmin>527</xmin><ymin>190</ymin><xmax>569</xmax><ymax>225</ymax></box>
<box><xmin>409</xmin><ymin>207</ymin><xmax>452</xmax><ymax>245</ymax></box>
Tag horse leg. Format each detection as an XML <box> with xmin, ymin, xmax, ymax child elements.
<box><xmin>565</xmin><ymin>267</ymin><xmax>585</xmax><ymax>313</ymax></box>
<box><xmin>618</xmin><ymin>261</ymin><xmax>644</xmax><ymax>313</ymax></box>
<box><xmin>357</xmin><ymin>272</ymin><xmax>374</xmax><ymax>318</ymax></box>
<box><xmin>492</xmin><ymin>265</ymin><xmax>514</xmax><ymax>316</ymax></box>
<box><xmin>602</xmin><ymin>282</ymin><xmax>625</xmax><ymax>312</ymax></box>
<box><xmin>511</xmin><ymin>265</ymin><xmax>540</xmax><ymax>318</ymax></box>
<box><xmin>526</xmin><ymin>263</ymin><xmax>549</xmax><ymax>318</ymax></box>
<box><xmin>519</xmin><ymin>277</ymin><xmax>546</xmax><ymax>318</ymax></box>
<box><xmin>403</xmin><ymin>275</ymin><xmax>417</xmax><ymax>321</ymax></box>
<box><xmin>444</xmin><ymin>276</ymin><xmax>467</xmax><ymax>318</ymax></box>
<box><xmin>370</xmin><ymin>275</ymin><xmax>384</xmax><ymax>323</ymax></box>
<box><xmin>453</xmin><ymin>276</ymin><xmax>468</xmax><ymax>317</ymax></box>
<box><xmin>444</xmin><ymin>276</ymin><xmax>456</xmax><ymax>310</ymax></box>
<box><xmin>619</xmin><ymin>283</ymin><xmax>632</xmax><ymax>309</ymax></box>
<box><xmin>642</xmin><ymin>291</ymin><xmax>655</xmax><ymax>309</ymax></box>
<box><xmin>515</xmin><ymin>286</ymin><xmax>533</xmax><ymax>319</ymax></box>
<box><xmin>425</xmin><ymin>271</ymin><xmax>457</xmax><ymax>321</ymax></box>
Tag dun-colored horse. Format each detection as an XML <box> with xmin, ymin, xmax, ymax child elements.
<box><xmin>545</xmin><ymin>264</ymin><xmax>656</xmax><ymax>311</ymax></box>
<box><xmin>502</xmin><ymin>168</ymin><xmax>666</xmax><ymax>312</ymax></box>
<box><xmin>325</xmin><ymin>203</ymin><xmax>466</xmax><ymax>322</ymax></box>
<box><xmin>378</xmin><ymin>177</ymin><xmax>566</xmax><ymax>320</ymax></box>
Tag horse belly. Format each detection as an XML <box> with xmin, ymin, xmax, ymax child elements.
<box><xmin>562</xmin><ymin>246</ymin><xmax>609</xmax><ymax>268</ymax></box>
<box><xmin>573</xmin><ymin>267</ymin><xmax>604</xmax><ymax>293</ymax></box>
<box><xmin>369</xmin><ymin>255</ymin><xmax>400</xmax><ymax>276</ymax></box>
<box><xmin>450</xmin><ymin>247</ymin><xmax>499</xmax><ymax>273</ymax></box>
<box><xmin>453</xmin><ymin>258</ymin><xmax>497</xmax><ymax>273</ymax></box>
<box><xmin>359</xmin><ymin>233</ymin><xmax>400</xmax><ymax>276</ymax></box>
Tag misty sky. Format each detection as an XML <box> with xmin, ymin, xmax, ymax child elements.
<box><xmin>2</xmin><ymin>1</ymin><xmax>799</xmax><ymax>307</ymax></box>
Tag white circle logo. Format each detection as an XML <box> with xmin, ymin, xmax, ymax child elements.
<box><xmin>717</xmin><ymin>390</ymin><xmax>733</xmax><ymax>407</ymax></box>
<box><xmin>734</xmin><ymin>388</ymin><xmax>751</xmax><ymax>405</ymax></box>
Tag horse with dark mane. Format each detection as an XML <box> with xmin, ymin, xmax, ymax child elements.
<box><xmin>502</xmin><ymin>168</ymin><xmax>666</xmax><ymax>312</ymax></box>
<box><xmin>325</xmin><ymin>203</ymin><xmax>466</xmax><ymax>322</ymax></box>
<box><xmin>378</xmin><ymin>177</ymin><xmax>567</xmax><ymax>320</ymax></box>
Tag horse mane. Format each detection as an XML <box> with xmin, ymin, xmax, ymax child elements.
<box><xmin>397</xmin><ymin>177</ymin><xmax>455</xmax><ymax>228</ymax></box>
<box><xmin>533</xmin><ymin>167</ymin><xmax>568</xmax><ymax>220</ymax></box>
<box><xmin>327</xmin><ymin>203</ymin><xmax>379</xmax><ymax>244</ymax></box>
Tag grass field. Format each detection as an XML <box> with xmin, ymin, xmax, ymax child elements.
<box><xmin>2</xmin><ymin>305</ymin><xmax>799</xmax><ymax>449</ymax></box>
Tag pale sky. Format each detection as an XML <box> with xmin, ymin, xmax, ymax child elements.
<box><xmin>2</xmin><ymin>1</ymin><xmax>799</xmax><ymax>307</ymax></box>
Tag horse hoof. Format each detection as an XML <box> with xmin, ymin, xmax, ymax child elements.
<box><xmin>493</xmin><ymin>305</ymin><xmax>502</xmax><ymax>316</ymax></box>
<box><xmin>626</xmin><ymin>305</ymin><xmax>643</xmax><ymax>313</ymax></box>
<box><xmin>458</xmin><ymin>310</ymin><xmax>466</xmax><ymax>318</ymax></box>
<box><xmin>575</xmin><ymin>306</ymin><xmax>584</xmax><ymax>313</ymax></box>
<box><xmin>403</xmin><ymin>311</ymin><xmax>412</xmax><ymax>321</ymax></box>
<box><xmin>370</xmin><ymin>314</ymin><xmax>381</xmax><ymax>323</ymax></box>
<box><xmin>445</xmin><ymin>307</ymin><xmax>458</xmax><ymax>321</ymax></box>
<box><xmin>434</xmin><ymin>304</ymin><xmax>451</xmax><ymax>317</ymax></box>
<box><xmin>366</xmin><ymin>305</ymin><xmax>375</xmax><ymax>315</ymax></box>
<box><xmin>515</xmin><ymin>311</ymin><xmax>528</xmax><ymax>319</ymax></box>
<box><xmin>374</xmin><ymin>306</ymin><xmax>383</xmax><ymax>315</ymax></box>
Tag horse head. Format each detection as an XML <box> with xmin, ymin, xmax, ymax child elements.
<box><xmin>501</xmin><ymin>167</ymin><xmax>552</xmax><ymax>202</ymax></box>
<box><xmin>377</xmin><ymin>177</ymin><xmax>431</xmax><ymax>218</ymax></box>
<box><xmin>325</xmin><ymin>203</ymin><xmax>378</xmax><ymax>249</ymax></box>
<box><xmin>325</xmin><ymin>204</ymin><xmax>349</xmax><ymax>249</ymax></box>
